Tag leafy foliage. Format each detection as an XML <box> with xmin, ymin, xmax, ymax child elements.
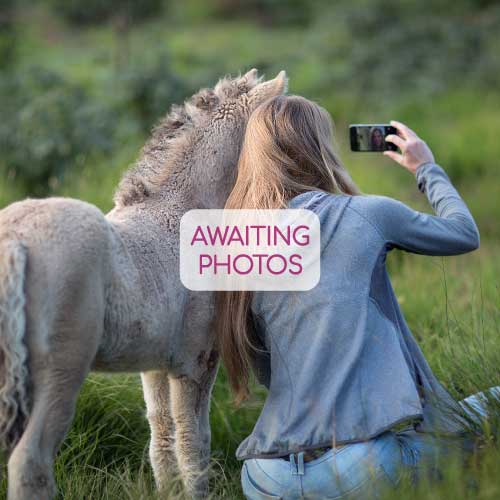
<box><xmin>307</xmin><ymin>0</ymin><xmax>500</xmax><ymax>101</ymax></box>
<box><xmin>212</xmin><ymin>0</ymin><xmax>313</xmax><ymax>26</ymax></box>
<box><xmin>122</xmin><ymin>53</ymin><xmax>189</xmax><ymax>133</ymax></box>
<box><xmin>0</xmin><ymin>67</ymin><xmax>115</xmax><ymax>194</ymax></box>
<box><xmin>0</xmin><ymin>0</ymin><xmax>17</xmax><ymax>68</ymax></box>
<box><xmin>48</xmin><ymin>0</ymin><xmax>166</xmax><ymax>26</ymax></box>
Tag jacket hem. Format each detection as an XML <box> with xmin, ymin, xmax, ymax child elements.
<box><xmin>236</xmin><ymin>413</ymin><xmax>425</xmax><ymax>460</ymax></box>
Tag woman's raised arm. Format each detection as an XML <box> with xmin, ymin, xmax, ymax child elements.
<box><xmin>366</xmin><ymin>121</ymin><xmax>480</xmax><ymax>255</ymax></box>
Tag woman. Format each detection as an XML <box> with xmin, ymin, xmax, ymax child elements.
<box><xmin>216</xmin><ymin>95</ymin><xmax>499</xmax><ymax>499</ymax></box>
<box><xmin>370</xmin><ymin>126</ymin><xmax>385</xmax><ymax>151</ymax></box>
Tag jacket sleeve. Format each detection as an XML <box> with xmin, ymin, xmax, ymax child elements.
<box><xmin>369</xmin><ymin>162</ymin><xmax>480</xmax><ymax>255</ymax></box>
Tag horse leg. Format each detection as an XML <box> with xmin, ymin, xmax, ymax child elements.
<box><xmin>169</xmin><ymin>349</ymin><xmax>219</xmax><ymax>499</ymax></box>
<box><xmin>7</xmin><ymin>350</ymin><xmax>94</xmax><ymax>500</ymax></box>
<box><xmin>7</xmin><ymin>291</ymin><xmax>102</xmax><ymax>500</ymax></box>
<box><xmin>141</xmin><ymin>370</ymin><xmax>179</xmax><ymax>491</ymax></box>
<box><xmin>198</xmin><ymin>350</ymin><xmax>220</xmax><ymax>475</ymax></box>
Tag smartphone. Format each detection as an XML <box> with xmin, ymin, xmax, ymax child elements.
<box><xmin>349</xmin><ymin>124</ymin><xmax>398</xmax><ymax>152</ymax></box>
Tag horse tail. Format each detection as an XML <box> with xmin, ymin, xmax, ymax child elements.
<box><xmin>0</xmin><ymin>238</ymin><xmax>30</xmax><ymax>452</ymax></box>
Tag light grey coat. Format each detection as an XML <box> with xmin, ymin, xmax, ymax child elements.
<box><xmin>0</xmin><ymin>68</ymin><xmax>288</xmax><ymax>500</ymax></box>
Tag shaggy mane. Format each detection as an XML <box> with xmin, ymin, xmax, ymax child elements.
<box><xmin>114</xmin><ymin>70</ymin><xmax>264</xmax><ymax>207</ymax></box>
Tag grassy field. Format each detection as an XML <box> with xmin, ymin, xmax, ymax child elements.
<box><xmin>1</xmin><ymin>2</ymin><xmax>500</xmax><ymax>498</ymax></box>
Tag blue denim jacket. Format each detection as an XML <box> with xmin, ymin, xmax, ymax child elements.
<box><xmin>236</xmin><ymin>162</ymin><xmax>480</xmax><ymax>460</ymax></box>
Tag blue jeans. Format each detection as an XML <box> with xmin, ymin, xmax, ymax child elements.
<box><xmin>241</xmin><ymin>386</ymin><xmax>500</xmax><ymax>500</ymax></box>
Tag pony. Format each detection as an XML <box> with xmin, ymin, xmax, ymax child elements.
<box><xmin>0</xmin><ymin>68</ymin><xmax>288</xmax><ymax>499</ymax></box>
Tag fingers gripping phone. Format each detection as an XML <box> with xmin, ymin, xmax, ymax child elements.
<box><xmin>349</xmin><ymin>124</ymin><xmax>398</xmax><ymax>152</ymax></box>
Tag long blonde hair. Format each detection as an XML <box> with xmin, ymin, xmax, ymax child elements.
<box><xmin>215</xmin><ymin>94</ymin><xmax>360</xmax><ymax>404</ymax></box>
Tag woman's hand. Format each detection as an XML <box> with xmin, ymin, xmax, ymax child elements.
<box><xmin>384</xmin><ymin>120</ymin><xmax>435</xmax><ymax>175</ymax></box>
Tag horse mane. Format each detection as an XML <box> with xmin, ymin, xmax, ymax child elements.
<box><xmin>113</xmin><ymin>70</ymin><xmax>263</xmax><ymax>207</ymax></box>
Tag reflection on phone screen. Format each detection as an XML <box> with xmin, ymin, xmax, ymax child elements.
<box><xmin>357</xmin><ymin>126</ymin><xmax>387</xmax><ymax>152</ymax></box>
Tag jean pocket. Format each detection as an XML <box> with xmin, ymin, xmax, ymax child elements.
<box><xmin>318</xmin><ymin>437</ymin><xmax>402</xmax><ymax>499</ymax></box>
<box><xmin>241</xmin><ymin>463</ymin><xmax>283</xmax><ymax>500</ymax></box>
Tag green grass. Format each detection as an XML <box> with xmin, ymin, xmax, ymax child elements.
<box><xmin>1</xmin><ymin>4</ymin><xmax>500</xmax><ymax>499</ymax></box>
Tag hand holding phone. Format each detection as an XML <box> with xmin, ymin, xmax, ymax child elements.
<box><xmin>349</xmin><ymin>120</ymin><xmax>435</xmax><ymax>175</ymax></box>
<box><xmin>383</xmin><ymin>120</ymin><xmax>435</xmax><ymax>175</ymax></box>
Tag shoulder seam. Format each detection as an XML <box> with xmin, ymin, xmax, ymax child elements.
<box><xmin>345</xmin><ymin>202</ymin><xmax>385</xmax><ymax>241</ymax></box>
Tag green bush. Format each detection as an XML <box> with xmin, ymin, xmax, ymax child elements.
<box><xmin>0</xmin><ymin>67</ymin><xmax>115</xmax><ymax>195</ymax></box>
<box><xmin>0</xmin><ymin>0</ymin><xmax>17</xmax><ymax>69</ymax></box>
<box><xmin>49</xmin><ymin>0</ymin><xmax>166</xmax><ymax>26</ymax></box>
<box><xmin>178</xmin><ymin>0</ymin><xmax>313</xmax><ymax>26</ymax></box>
<box><xmin>121</xmin><ymin>53</ymin><xmax>190</xmax><ymax>133</ymax></box>
<box><xmin>225</xmin><ymin>0</ymin><xmax>313</xmax><ymax>26</ymax></box>
<box><xmin>307</xmin><ymin>0</ymin><xmax>500</xmax><ymax>102</ymax></box>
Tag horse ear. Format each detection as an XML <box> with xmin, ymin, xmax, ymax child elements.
<box><xmin>247</xmin><ymin>70</ymin><xmax>288</xmax><ymax>107</ymax></box>
<box><xmin>237</xmin><ymin>68</ymin><xmax>260</xmax><ymax>92</ymax></box>
<box><xmin>241</xmin><ymin>68</ymin><xmax>258</xmax><ymax>81</ymax></box>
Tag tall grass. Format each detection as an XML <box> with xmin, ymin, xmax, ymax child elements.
<box><xmin>1</xmin><ymin>263</ymin><xmax>499</xmax><ymax>499</ymax></box>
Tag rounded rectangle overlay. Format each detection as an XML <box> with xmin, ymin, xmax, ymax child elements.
<box><xmin>180</xmin><ymin>209</ymin><xmax>320</xmax><ymax>291</ymax></box>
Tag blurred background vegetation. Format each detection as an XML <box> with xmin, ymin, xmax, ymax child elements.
<box><xmin>1</xmin><ymin>0</ymin><xmax>500</xmax><ymax>498</ymax></box>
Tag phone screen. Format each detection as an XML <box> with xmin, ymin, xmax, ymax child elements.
<box><xmin>349</xmin><ymin>124</ymin><xmax>398</xmax><ymax>152</ymax></box>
